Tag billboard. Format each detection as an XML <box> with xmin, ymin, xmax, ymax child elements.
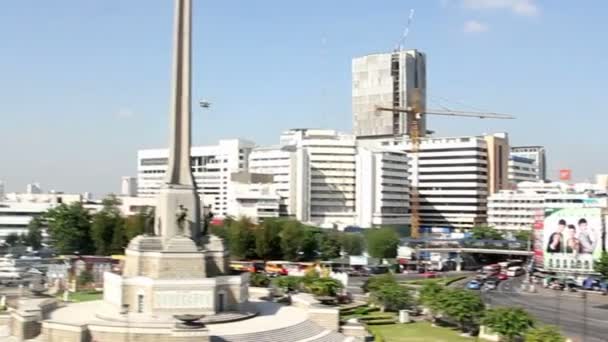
<box><xmin>559</xmin><ymin>169</ymin><xmax>572</xmax><ymax>181</ymax></box>
<box><xmin>543</xmin><ymin>207</ymin><xmax>603</xmax><ymax>273</ymax></box>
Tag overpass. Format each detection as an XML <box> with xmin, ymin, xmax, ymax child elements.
<box><xmin>415</xmin><ymin>247</ymin><xmax>533</xmax><ymax>256</ymax></box>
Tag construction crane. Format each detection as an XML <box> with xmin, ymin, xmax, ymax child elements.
<box><xmin>375</xmin><ymin>90</ymin><xmax>515</xmax><ymax>239</ymax></box>
<box><xmin>394</xmin><ymin>9</ymin><xmax>415</xmax><ymax>51</ymax></box>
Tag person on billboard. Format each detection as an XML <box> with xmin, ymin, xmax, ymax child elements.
<box><xmin>546</xmin><ymin>219</ymin><xmax>566</xmax><ymax>253</ymax></box>
<box><xmin>577</xmin><ymin>218</ymin><xmax>597</xmax><ymax>254</ymax></box>
<box><xmin>565</xmin><ymin>224</ymin><xmax>581</xmax><ymax>255</ymax></box>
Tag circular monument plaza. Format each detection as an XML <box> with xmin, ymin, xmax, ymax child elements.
<box><xmin>1</xmin><ymin>0</ymin><xmax>362</xmax><ymax>341</ymax></box>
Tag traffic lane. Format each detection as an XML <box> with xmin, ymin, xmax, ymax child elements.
<box><xmin>486</xmin><ymin>278</ymin><xmax>608</xmax><ymax>342</ymax></box>
<box><xmin>497</xmin><ymin>278</ymin><xmax>608</xmax><ymax>323</ymax></box>
<box><xmin>489</xmin><ymin>291</ymin><xmax>608</xmax><ymax>342</ymax></box>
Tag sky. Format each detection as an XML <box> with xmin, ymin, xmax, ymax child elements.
<box><xmin>1</xmin><ymin>0</ymin><xmax>607</xmax><ymax>196</ymax></box>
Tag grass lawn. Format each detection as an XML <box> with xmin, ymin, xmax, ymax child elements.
<box><xmin>58</xmin><ymin>291</ymin><xmax>103</xmax><ymax>303</ymax></box>
<box><xmin>368</xmin><ymin>322</ymin><xmax>475</xmax><ymax>342</ymax></box>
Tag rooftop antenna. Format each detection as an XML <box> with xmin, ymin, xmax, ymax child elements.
<box><xmin>395</xmin><ymin>9</ymin><xmax>415</xmax><ymax>51</ymax></box>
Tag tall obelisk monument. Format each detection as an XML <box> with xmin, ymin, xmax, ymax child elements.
<box><xmin>155</xmin><ymin>0</ymin><xmax>202</xmax><ymax>245</ymax></box>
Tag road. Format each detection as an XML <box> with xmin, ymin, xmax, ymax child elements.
<box><xmin>485</xmin><ymin>277</ymin><xmax>608</xmax><ymax>342</ymax></box>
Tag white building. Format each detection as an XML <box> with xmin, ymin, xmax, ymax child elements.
<box><xmin>352</xmin><ymin>50</ymin><xmax>427</xmax><ymax>138</ymax></box>
<box><xmin>250</xmin><ymin>129</ymin><xmax>410</xmax><ymax>229</ymax></box>
<box><xmin>121</xmin><ymin>177</ymin><xmax>138</xmax><ymax>197</ymax></box>
<box><xmin>26</xmin><ymin>183</ymin><xmax>42</xmax><ymax>195</ymax></box>
<box><xmin>137</xmin><ymin>139</ymin><xmax>255</xmax><ymax>217</ymax></box>
<box><xmin>356</xmin><ymin>148</ymin><xmax>410</xmax><ymax>227</ymax></box>
<box><xmin>508</xmin><ymin>155</ymin><xmax>538</xmax><ymax>184</ymax></box>
<box><xmin>511</xmin><ymin>146</ymin><xmax>546</xmax><ymax>181</ymax></box>
<box><xmin>488</xmin><ymin>181</ymin><xmax>608</xmax><ymax>232</ymax></box>
<box><xmin>226</xmin><ymin>172</ymin><xmax>281</xmax><ymax>222</ymax></box>
<box><xmin>0</xmin><ymin>192</ymin><xmax>82</xmax><ymax>242</ymax></box>
<box><xmin>283</xmin><ymin>129</ymin><xmax>358</xmax><ymax>227</ymax></box>
<box><xmin>249</xmin><ymin>145</ymin><xmax>299</xmax><ymax>217</ymax></box>
<box><xmin>359</xmin><ymin>133</ymin><xmax>509</xmax><ymax>231</ymax></box>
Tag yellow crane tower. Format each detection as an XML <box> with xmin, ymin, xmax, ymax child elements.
<box><xmin>375</xmin><ymin>90</ymin><xmax>515</xmax><ymax>239</ymax></box>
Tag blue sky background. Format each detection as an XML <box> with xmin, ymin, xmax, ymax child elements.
<box><xmin>1</xmin><ymin>0</ymin><xmax>606</xmax><ymax>195</ymax></box>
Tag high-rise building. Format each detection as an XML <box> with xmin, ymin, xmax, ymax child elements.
<box><xmin>356</xmin><ymin>148</ymin><xmax>410</xmax><ymax>227</ymax></box>
<box><xmin>120</xmin><ymin>176</ymin><xmax>138</xmax><ymax>197</ymax></box>
<box><xmin>359</xmin><ymin>133</ymin><xmax>510</xmax><ymax>231</ymax></box>
<box><xmin>283</xmin><ymin>129</ymin><xmax>358</xmax><ymax>227</ymax></box>
<box><xmin>0</xmin><ymin>181</ymin><xmax>4</xmax><ymax>200</ymax></box>
<box><xmin>511</xmin><ymin>146</ymin><xmax>546</xmax><ymax>181</ymax></box>
<box><xmin>249</xmin><ymin>145</ymin><xmax>299</xmax><ymax>217</ymax></box>
<box><xmin>508</xmin><ymin>155</ymin><xmax>538</xmax><ymax>184</ymax></box>
<box><xmin>26</xmin><ymin>183</ymin><xmax>42</xmax><ymax>194</ymax></box>
<box><xmin>250</xmin><ymin>129</ymin><xmax>410</xmax><ymax>228</ymax></box>
<box><xmin>137</xmin><ymin>139</ymin><xmax>255</xmax><ymax>217</ymax></box>
<box><xmin>352</xmin><ymin>50</ymin><xmax>426</xmax><ymax>138</ymax></box>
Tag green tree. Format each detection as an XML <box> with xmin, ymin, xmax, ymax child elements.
<box><xmin>594</xmin><ymin>251</ymin><xmax>608</xmax><ymax>279</ymax></box>
<box><xmin>514</xmin><ymin>230</ymin><xmax>533</xmax><ymax>243</ymax></box>
<box><xmin>436</xmin><ymin>288</ymin><xmax>485</xmax><ymax>333</ymax></box>
<box><xmin>362</xmin><ymin>273</ymin><xmax>397</xmax><ymax>293</ymax></box>
<box><xmin>25</xmin><ymin>217</ymin><xmax>44</xmax><ymax>250</ymax></box>
<box><xmin>255</xmin><ymin>219</ymin><xmax>283</xmax><ymax>260</ymax></box>
<box><xmin>319</xmin><ymin>231</ymin><xmax>342</xmax><ymax>260</ymax></box>
<box><xmin>91</xmin><ymin>196</ymin><xmax>125</xmax><ymax>255</ymax></box>
<box><xmin>340</xmin><ymin>233</ymin><xmax>365</xmax><ymax>256</ymax></box>
<box><xmin>371</xmin><ymin>282</ymin><xmax>413</xmax><ymax>312</ymax></box>
<box><xmin>281</xmin><ymin>220</ymin><xmax>304</xmax><ymax>261</ymax></box>
<box><xmin>308</xmin><ymin>277</ymin><xmax>343</xmax><ymax>297</ymax></box>
<box><xmin>4</xmin><ymin>233</ymin><xmax>20</xmax><ymax>247</ymax></box>
<box><xmin>419</xmin><ymin>282</ymin><xmax>444</xmax><ymax>308</ymax></box>
<box><xmin>45</xmin><ymin>202</ymin><xmax>94</xmax><ymax>254</ymax></box>
<box><xmin>470</xmin><ymin>225</ymin><xmax>504</xmax><ymax>240</ymax></box>
<box><xmin>366</xmin><ymin>228</ymin><xmax>399</xmax><ymax>259</ymax></box>
<box><xmin>300</xmin><ymin>228</ymin><xmax>319</xmax><ymax>261</ymax></box>
<box><xmin>524</xmin><ymin>325</ymin><xmax>566</xmax><ymax>342</ymax></box>
<box><xmin>77</xmin><ymin>270</ymin><xmax>94</xmax><ymax>286</ymax></box>
<box><xmin>482</xmin><ymin>307</ymin><xmax>535</xmax><ymax>342</ymax></box>
<box><xmin>124</xmin><ymin>208</ymin><xmax>154</xmax><ymax>241</ymax></box>
<box><xmin>228</xmin><ymin>216</ymin><xmax>257</xmax><ymax>259</ymax></box>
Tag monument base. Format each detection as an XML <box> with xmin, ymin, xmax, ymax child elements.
<box><xmin>155</xmin><ymin>184</ymin><xmax>202</xmax><ymax>244</ymax></box>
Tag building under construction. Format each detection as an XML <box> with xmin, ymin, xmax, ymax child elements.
<box><xmin>352</xmin><ymin>49</ymin><xmax>513</xmax><ymax>236</ymax></box>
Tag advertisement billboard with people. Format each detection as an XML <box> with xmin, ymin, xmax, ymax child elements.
<box><xmin>543</xmin><ymin>207</ymin><xmax>603</xmax><ymax>273</ymax></box>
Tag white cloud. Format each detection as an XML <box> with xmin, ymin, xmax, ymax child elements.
<box><xmin>463</xmin><ymin>20</ymin><xmax>489</xmax><ymax>33</ymax></box>
<box><xmin>462</xmin><ymin>0</ymin><xmax>539</xmax><ymax>16</ymax></box>
<box><xmin>116</xmin><ymin>108</ymin><xmax>135</xmax><ymax>118</ymax></box>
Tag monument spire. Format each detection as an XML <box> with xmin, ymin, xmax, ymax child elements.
<box><xmin>166</xmin><ymin>0</ymin><xmax>194</xmax><ymax>186</ymax></box>
<box><xmin>155</xmin><ymin>0</ymin><xmax>202</xmax><ymax>244</ymax></box>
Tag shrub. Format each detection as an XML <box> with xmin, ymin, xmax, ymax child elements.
<box><xmin>364</xmin><ymin>319</ymin><xmax>398</xmax><ymax>325</ymax></box>
<box><xmin>309</xmin><ymin>277</ymin><xmax>344</xmax><ymax>297</ymax></box>
<box><xmin>77</xmin><ymin>270</ymin><xmax>94</xmax><ymax>286</ymax></box>
<box><xmin>274</xmin><ymin>276</ymin><xmax>303</xmax><ymax>292</ymax></box>
<box><xmin>249</xmin><ymin>273</ymin><xmax>271</xmax><ymax>287</ymax></box>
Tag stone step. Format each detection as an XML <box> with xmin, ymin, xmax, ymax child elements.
<box><xmin>211</xmin><ymin>321</ymin><xmax>344</xmax><ymax>342</ymax></box>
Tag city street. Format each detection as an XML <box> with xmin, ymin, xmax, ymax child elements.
<box><xmin>486</xmin><ymin>277</ymin><xmax>608</xmax><ymax>342</ymax></box>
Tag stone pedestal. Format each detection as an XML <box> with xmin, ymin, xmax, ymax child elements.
<box><xmin>104</xmin><ymin>235</ymin><xmax>248</xmax><ymax>316</ymax></box>
<box><xmin>170</xmin><ymin>327</ymin><xmax>210</xmax><ymax>342</ymax></box>
<box><xmin>155</xmin><ymin>185</ymin><xmax>202</xmax><ymax>245</ymax></box>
